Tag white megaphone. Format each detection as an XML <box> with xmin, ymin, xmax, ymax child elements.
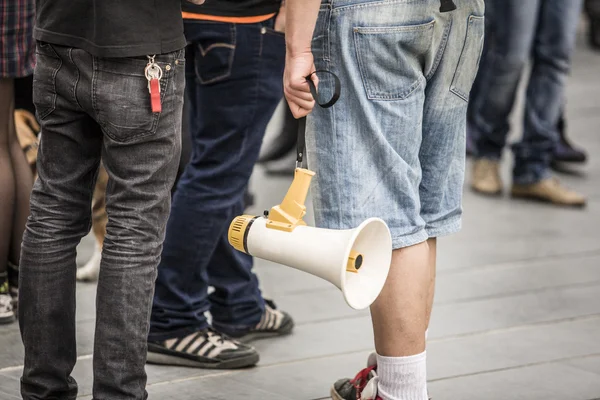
<box><xmin>228</xmin><ymin>168</ymin><xmax>392</xmax><ymax>310</ymax></box>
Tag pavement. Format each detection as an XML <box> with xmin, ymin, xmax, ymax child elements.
<box><xmin>1</xmin><ymin>22</ymin><xmax>600</xmax><ymax>400</ymax></box>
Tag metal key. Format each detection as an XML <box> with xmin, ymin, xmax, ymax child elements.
<box><xmin>145</xmin><ymin>55</ymin><xmax>163</xmax><ymax>93</ymax></box>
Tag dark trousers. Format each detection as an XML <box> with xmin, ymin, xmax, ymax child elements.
<box><xmin>20</xmin><ymin>43</ymin><xmax>184</xmax><ymax>399</ymax></box>
<box><xmin>149</xmin><ymin>19</ymin><xmax>285</xmax><ymax>341</ymax></box>
<box><xmin>470</xmin><ymin>0</ymin><xmax>583</xmax><ymax>184</ymax></box>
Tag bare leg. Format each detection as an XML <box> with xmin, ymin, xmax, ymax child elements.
<box><xmin>425</xmin><ymin>238</ymin><xmax>437</xmax><ymax>329</ymax></box>
<box><xmin>0</xmin><ymin>79</ymin><xmax>17</xmax><ymax>275</ymax></box>
<box><xmin>7</xmin><ymin>94</ymin><xmax>33</xmax><ymax>265</ymax></box>
<box><xmin>370</xmin><ymin>241</ymin><xmax>431</xmax><ymax>356</ymax></box>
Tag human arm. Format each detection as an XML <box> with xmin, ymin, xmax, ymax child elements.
<box><xmin>283</xmin><ymin>0</ymin><xmax>321</xmax><ymax>118</ymax></box>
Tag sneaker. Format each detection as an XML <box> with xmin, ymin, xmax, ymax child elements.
<box><xmin>77</xmin><ymin>242</ymin><xmax>101</xmax><ymax>282</ymax></box>
<box><xmin>225</xmin><ymin>299</ymin><xmax>294</xmax><ymax>342</ymax></box>
<box><xmin>0</xmin><ymin>278</ymin><xmax>15</xmax><ymax>324</ymax></box>
<box><xmin>331</xmin><ymin>354</ymin><xmax>432</xmax><ymax>400</ymax></box>
<box><xmin>511</xmin><ymin>178</ymin><xmax>586</xmax><ymax>207</ymax></box>
<box><xmin>147</xmin><ymin>327</ymin><xmax>259</xmax><ymax>369</ymax></box>
<box><xmin>331</xmin><ymin>353</ymin><xmax>380</xmax><ymax>400</ymax></box>
<box><xmin>471</xmin><ymin>158</ymin><xmax>503</xmax><ymax>196</ymax></box>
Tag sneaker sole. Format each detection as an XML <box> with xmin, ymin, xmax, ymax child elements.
<box><xmin>471</xmin><ymin>185</ymin><xmax>503</xmax><ymax>197</ymax></box>
<box><xmin>146</xmin><ymin>350</ymin><xmax>259</xmax><ymax>369</ymax></box>
<box><xmin>510</xmin><ymin>191</ymin><xmax>586</xmax><ymax>208</ymax></box>
<box><xmin>0</xmin><ymin>313</ymin><xmax>15</xmax><ymax>325</ymax></box>
<box><xmin>330</xmin><ymin>386</ymin><xmax>344</xmax><ymax>400</ymax></box>
<box><xmin>235</xmin><ymin>316</ymin><xmax>295</xmax><ymax>343</ymax></box>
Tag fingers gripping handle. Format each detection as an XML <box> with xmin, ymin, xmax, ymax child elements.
<box><xmin>296</xmin><ymin>70</ymin><xmax>341</xmax><ymax>167</ymax></box>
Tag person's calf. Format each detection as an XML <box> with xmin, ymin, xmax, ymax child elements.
<box><xmin>425</xmin><ymin>238</ymin><xmax>437</xmax><ymax>329</ymax></box>
<box><xmin>366</xmin><ymin>241</ymin><xmax>432</xmax><ymax>400</ymax></box>
<box><xmin>371</xmin><ymin>241</ymin><xmax>431</xmax><ymax>357</ymax></box>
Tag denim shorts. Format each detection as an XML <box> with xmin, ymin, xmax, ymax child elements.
<box><xmin>307</xmin><ymin>0</ymin><xmax>485</xmax><ymax>249</ymax></box>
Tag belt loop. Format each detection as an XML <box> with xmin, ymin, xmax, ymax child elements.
<box><xmin>440</xmin><ymin>0</ymin><xmax>457</xmax><ymax>12</ymax></box>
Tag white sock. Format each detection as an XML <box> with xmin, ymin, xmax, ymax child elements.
<box><xmin>376</xmin><ymin>351</ymin><xmax>428</xmax><ymax>400</ymax></box>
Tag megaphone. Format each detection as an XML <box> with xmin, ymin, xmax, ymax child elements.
<box><xmin>228</xmin><ymin>168</ymin><xmax>392</xmax><ymax>310</ymax></box>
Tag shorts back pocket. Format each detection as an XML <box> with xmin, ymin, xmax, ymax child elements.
<box><xmin>353</xmin><ymin>20</ymin><xmax>435</xmax><ymax>101</ymax></box>
<box><xmin>450</xmin><ymin>15</ymin><xmax>485</xmax><ymax>102</ymax></box>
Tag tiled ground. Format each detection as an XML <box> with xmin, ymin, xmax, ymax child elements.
<box><xmin>1</xmin><ymin>22</ymin><xmax>600</xmax><ymax>400</ymax></box>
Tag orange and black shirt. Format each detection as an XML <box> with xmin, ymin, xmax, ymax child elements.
<box><xmin>182</xmin><ymin>0</ymin><xmax>281</xmax><ymax>23</ymax></box>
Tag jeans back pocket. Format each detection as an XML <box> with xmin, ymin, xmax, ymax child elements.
<box><xmin>353</xmin><ymin>20</ymin><xmax>435</xmax><ymax>101</ymax></box>
<box><xmin>313</xmin><ymin>4</ymin><xmax>332</xmax><ymax>63</ymax></box>
<box><xmin>33</xmin><ymin>42</ymin><xmax>62</xmax><ymax>120</ymax></box>
<box><xmin>94</xmin><ymin>57</ymin><xmax>172</xmax><ymax>143</ymax></box>
<box><xmin>450</xmin><ymin>15</ymin><xmax>485</xmax><ymax>102</ymax></box>
<box><xmin>191</xmin><ymin>23</ymin><xmax>236</xmax><ymax>85</ymax></box>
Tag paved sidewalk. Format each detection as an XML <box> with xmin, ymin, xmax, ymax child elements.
<box><xmin>1</xmin><ymin>26</ymin><xmax>600</xmax><ymax>400</ymax></box>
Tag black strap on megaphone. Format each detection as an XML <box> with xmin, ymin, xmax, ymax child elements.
<box><xmin>296</xmin><ymin>70</ymin><xmax>341</xmax><ymax>168</ymax></box>
<box><xmin>439</xmin><ymin>0</ymin><xmax>456</xmax><ymax>12</ymax></box>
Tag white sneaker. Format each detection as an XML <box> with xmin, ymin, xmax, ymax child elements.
<box><xmin>0</xmin><ymin>292</ymin><xmax>15</xmax><ymax>324</ymax></box>
<box><xmin>77</xmin><ymin>243</ymin><xmax>101</xmax><ymax>282</ymax></box>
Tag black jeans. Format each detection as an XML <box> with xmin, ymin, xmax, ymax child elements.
<box><xmin>149</xmin><ymin>19</ymin><xmax>285</xmax><ymax>341</ymax></box>
<box><xmin>19</xmin><ymin>43</ymin><xmax>184</xmax><ymax>399</ymax></box>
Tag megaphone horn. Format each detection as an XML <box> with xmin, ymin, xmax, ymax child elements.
<box><xmin>228</xmin><ymin>168</ymin><xmax>392</xmax><ymax>310</ymax></box>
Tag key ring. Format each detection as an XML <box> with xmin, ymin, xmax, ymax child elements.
<box><xmin>145</xmin><ymin>63</ymin><xmax>163</xmax><ymax>80</ymax></box>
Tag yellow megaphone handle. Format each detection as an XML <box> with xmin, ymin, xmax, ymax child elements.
<box><xmin>267</xmin><ymin>70</ymin><xmax>340</xmax><ymax>233</ymax></box>
<box><xmin>266</xmin><ymin>167</ymin><xmax>315</xmax><ymax>232</ymax></box>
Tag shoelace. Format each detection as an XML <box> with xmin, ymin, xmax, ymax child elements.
<box><xmin>205</xmin><ymin>327</ymin><xmax>232</xmax><ymax>346</ymax></box>
<box><xmin>350</xmin><ymin>365</ymin><xmax>377</xmax><ymax>400</ymax></box>
<box><xmin>265</xmin><ymin>298</ymin><xmax>278</xmax><ymax>310</ymax></box>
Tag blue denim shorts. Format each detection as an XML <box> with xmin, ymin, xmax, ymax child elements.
<box><xmin>307</xmin><ymin>0</ymin><xmax>485</xmax><ymax>249</ymax></box>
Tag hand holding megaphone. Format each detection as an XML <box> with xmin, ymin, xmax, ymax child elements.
<box><xmin>228</xmin><ymin>72</ymin><xmax>392</xmax><ymax>310</ymax></box>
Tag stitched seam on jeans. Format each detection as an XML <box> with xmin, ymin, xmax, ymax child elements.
<box><xmin>68</xmin><ymin>48</ymin><xmax>85</xmax><ymax>111</ymax></box>
<box><xmin>333</xmin><ymin>95</ymin><xmax>344</xmax><ymax>228</ymax></box>
<box><xmin>323</xmin><ymin>5</ymin><xmax>332</xmax><ymax>62</ymax></box>
<box><xmin>424</xmin><ymin>214</ymin><xmax>461</xmax><ymax>238</ymax></box>
<box><xmin>321</xmin><ymin>30</ymin><xmax>342</xmax><ymax>227</ymax></box>
<box><xmin>450</xmin><ymin>15</ymin><xmax>485</xmax><ymax>102</ymax></box>
<box><xmin>449</xmin><ymin>16</ymin><xmax>473</xmax><ymax>101</ymax></box>
<box><xmin>353</xmin><ymin>21</ymin><xmax>434</xmax><ymax>100</ymax></box>
<box><xmin>332</xmin><ymin>0</ymin><xmax>419</xmax><ymax>13</ymax></box>
<box><xmin>91</xmin><ymin>56</ymin><xmax>99</xmax><ymax>121</ymax></box>
<box><xmin>36</xmin><ymin>49</ymin><xmax>62</xmax><ymax>120</ymax></box>
<box><xmin>196</xmin><ymin>25</ymin><xmax>236</xmax><ymax>85</ymax></box>
<box><xmin>93</xmin><ymin>63</ymin><xmax>162</xmax><ymax>142</ymax></box>
<box><xmin>365</xmin><ymin>77</ymin><xmax>425</xmax><ymax>100</ymax></box>
<box><xmin>426</xmin><ymin>15</ymin><xmax>452</xmax><ymax>82</ymax></box>
<box><xmin>354</xmin><ymin>21</ymin><xmax>435</xmax><ymax>34</ymax></box>
<box><xmin>259</xmin><ymin>24</ymin><xmax>264</xmax><ymax>56</ymax></box>
<box><xmin>230</xmin><ymin>25</ymin><xmax>262</xmax><ymax>167</ymax></box>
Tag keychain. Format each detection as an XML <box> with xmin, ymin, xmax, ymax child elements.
<box><xmin>145</xmin><ymin>55</ymin><xmax>163</xmax><ymax>113</ymax></box>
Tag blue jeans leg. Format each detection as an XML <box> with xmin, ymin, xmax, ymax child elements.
<box><xmin>471</xmin><ymin>0</ymin><xmax>540</xmax><ymax>160</ymax></box>
<box><xmin>149</xmin><ymin>20</ymin><xmax>285</xmax><ymax>341</ymax></box>
<box><xmin>512</xmin><ymin>0</ymin><xmax>583</xmax><ymax>184</ymax></box>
